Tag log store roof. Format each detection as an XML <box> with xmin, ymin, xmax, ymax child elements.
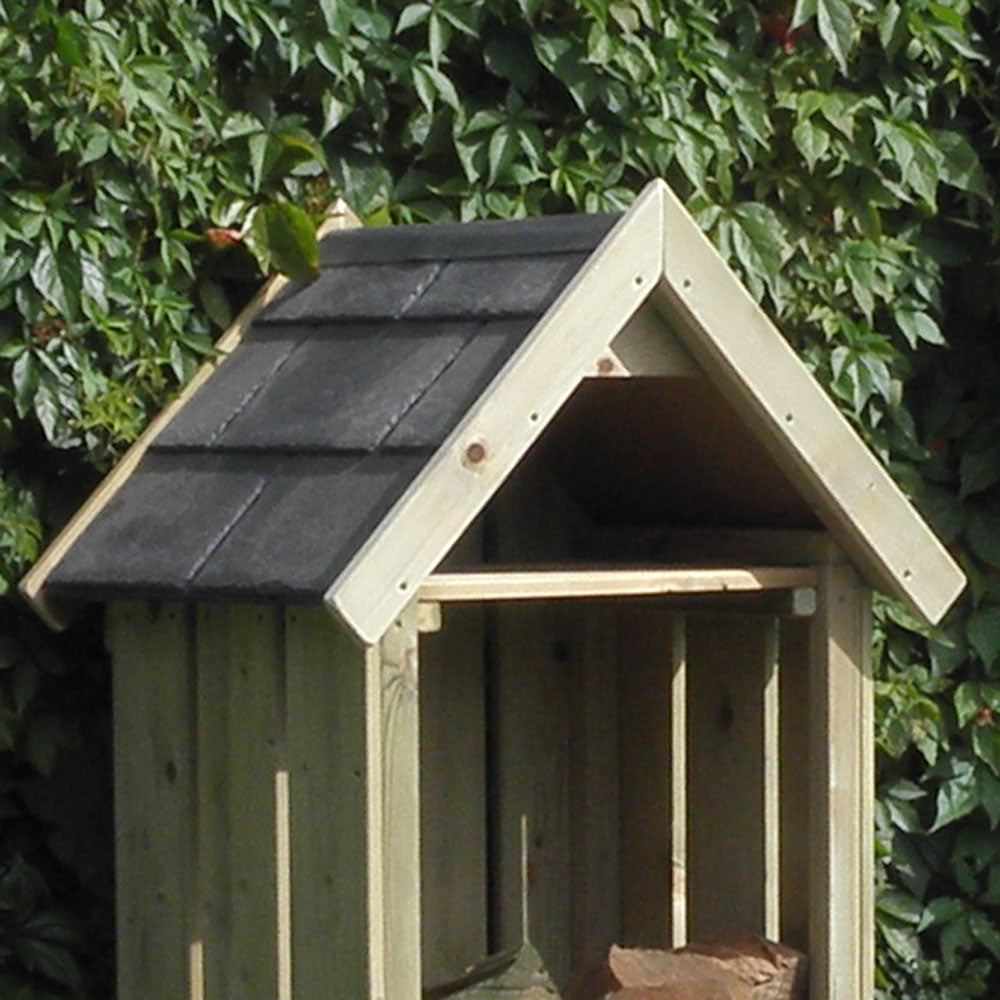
<box><xmin>23</xmin><ymin>180</ymin><xmax>965</xmax><ymax>641</ymax></box>
<box><xmin>34</xmin><ymin>212</ymin><xmax>618</xmax><ymax>605</ymax></box>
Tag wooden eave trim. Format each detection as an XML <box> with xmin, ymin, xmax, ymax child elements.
<box><xmin>418</xmin><ymin>566</ymin><xmax>818</xmax><ymax>602</ymax></box>
<box><xmin>650</xmin><ymin>182</ymin><xmax>964</xmax><ymax>625</ymax></box>
<box><xmin>21</xmin><ymin>203</ymin><xmax>362</xmax><ymax>629</ymax></box>
<box><xmin>326</xmin><ymin>179</ymin><xmax>669</xmax><ymax>645</ymax></box>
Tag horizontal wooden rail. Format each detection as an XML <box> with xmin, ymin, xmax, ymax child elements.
<box><xmin>418</xmin><ymin>566</ymin><xmax>817</xmax><ymax>602</ymax></box>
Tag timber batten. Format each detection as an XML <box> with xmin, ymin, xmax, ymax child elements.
<box><xmin>24</xmin><ymin>177</ymin><xmax>964</xmax><ymax>1000</ymax></box>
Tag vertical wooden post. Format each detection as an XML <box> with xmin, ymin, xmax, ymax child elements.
<box><xmin>419</xmin><ymin>603</ymin><xmax>488</xmax><ymax>986</ymax></box>
<box><xmin>109</xmin><ymin>602</ymin><xmax>198</xmax><ymax>1000</ymax></box>
<box><xmin>686</xmin><ymin>615</ymin><xmax>773</xmax><ymax>940</ymax></box>
<box><xmin>372</xmin><ymin>603</ymin><xmax>422</xmax><ymax>1000</ymax></box>
<box><xmin>763</xmin><ymin>618</ymin><xmax>781</xmax><ymax>942</ymax></box>
<box><xmin>285</xmin><ymin>608</ymin><xmax>370</xmax><ymax>998</ymax></box>
<box><xmin>619</xmin><ymin>608</ymin><xmax>681</xmax><ymax>949</ymax></box>
<box><xmin>196</xmin><ymin>605</ymin><xmax>283</xmax><ymax>1000</ymax></box>
<box><xmin>570</xmin><ymin>603</ymin><xmax>621</xmax><ymax>967</ymax></box>
<box><xmin>669</xmin><ymin>614</ymin><xmax>687</xmax><ymax>949</ymax></box>
<box><xmin>809</xmin><ymin>563</ymin><xmax>873</xmax><ymax>1000</ymax></box>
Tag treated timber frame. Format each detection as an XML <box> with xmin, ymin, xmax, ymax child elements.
<box><xmin>326</xmin><ymin>179</ymin><xmax>962</xmax><ymax>643</ymax></box>
<box><xmin>25</xmin><ymin>179</ymin><xmax>954</xmax><ymax>1000</ymax></box>
<box><xmin>415</xmin><ymin>556</ymin><xmax>873</xmax><ymax>1000</ymax></box>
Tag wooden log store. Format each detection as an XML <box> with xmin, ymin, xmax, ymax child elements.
<box><xmin>22</xmin><ymin>179</ymin><xmax>965</xmax><ymax>1000</ymax></box>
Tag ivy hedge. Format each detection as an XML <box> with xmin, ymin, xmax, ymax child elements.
<box><xmin>1</xmin><ymin>0</ymin><xmax>999</xmax><ymax>995</ymax></box>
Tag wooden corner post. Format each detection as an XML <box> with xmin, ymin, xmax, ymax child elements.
<box><xmin>809</xmin><ymin>563</ymin><xmax>874</xmax><ymax>1000</ymax></box>
<box><xmin>368</xmin><ymin>603</ymin><xmax>422</xmax><ymax>1000</ymax></box>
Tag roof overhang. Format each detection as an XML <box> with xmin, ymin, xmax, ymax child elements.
<box><xmin>325</xmin><ymin>179</ymin><xmax>964</xmax><ymax>643</ymax></box>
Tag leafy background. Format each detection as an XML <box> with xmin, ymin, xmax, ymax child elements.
<box><xmin>1</xmin><ymin>0</ymin><xmax>999</xmax><ymax>995</ymax></box>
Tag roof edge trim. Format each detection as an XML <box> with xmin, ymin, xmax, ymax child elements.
<box><xmin>21</xmin><ymin>202</ymin><xmax>363</xmax><ymax>630</ymax></box>
<box><xmin>650</xmin><ymin>183</ymin><xmax>964</xmax><ymax>624</ymax></box>
<box><xmin>326</xmin><ymin>179</ymin><xmax>668</xmax><ymax>644</ymax></box>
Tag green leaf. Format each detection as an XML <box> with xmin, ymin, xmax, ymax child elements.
<box><xmin>30</xmin><ymin>245</ymin><xmax>81</xmax><ymax>320</ymax></box>
<box><xmin>969</xmin><ymin>909</ymin><xmax>1000</xmax><ymax>961</ymax></box>
<box><xmin>487</xmin><ymin>125</ymin><xmax>518</xmax><ymax>185</ymax></box>
<box><xmin>321</xmin><ymin>93</ymin><xmax>350</xmax><ymax>136</ymax></box>
<box><xmin>968</xmin><ymin>509</ymin><xmax>1000</xmax><ymax>568</ymax></box>
<box><xmin>960</xmin><ymin>445</ymin><xmax>1000</xmax><ymax>499</ymax></box>
<box><xmin>484</xmin><ymin>33</ymin><xmax>539</xmax><ymax>90</ymax></box>
<box><xmin>955</xmin><ymin>682</ymin><xmax>980</xmax><ymax>728</ymax></box>
<box><xmin>53</xmin><ymin>16</ymin><xmax>86</xmax><ymax>68</ymax></box>
<box><xmin>791</xmin><ymin>0</ymin><xmax>817</xmax><ymax>29</ymax></box>
<box><xmin>815</xmin><ymin>0</ymin><xmax>854</xmax><ymax>73</ymax></box>
<box><xmin>977</xmin><ymin>768</ymin><xmax>1000</xmax><ymax>828</ymax></box>
<box><xmin>792</xmin><ymin>117</ymin><xmax>829</xmax><ymax>172</ymax></box>
<box><xmin>878</xmin><ymin>888</ymin><xmax>923</xmax><ymax>924</ymax></box>
<box><xmin>249</xmin><ymin>202</ymin><xmax>318</xmax><ymax>284</ymax></box>
<box><xmin>932</xmin><ymin>762</ymin><xmax>979</xmax><ymax>831</ymax></box>
<box><xmin>919</xmin><ymin>896</ymin><xmax>964</xmax><ymax>931</ymax></box>
<box><xmin>895</xmin><ymin>308</ymin><xmax>945</xmax><ymax>348</ymax></box>
<box><xmin>968</xmin><ymin>607</ymin><xmax>1000</xmax><ymax>667</ymax></box>
<box><xmin>198</xmin><ymin>280</ymin><xmax>232</xmax><ymax>330</ymax></box>
<box><xmin>972</xmin><ymin>725</ymin><xmax>1000</xmax><ymax>776</ymax></box>
<box><xmin>396</xmin><ymin>2</ymin><xmax>430</xmax><ymax>33</ymax></box>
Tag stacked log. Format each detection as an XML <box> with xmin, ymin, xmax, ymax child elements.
<box><xmin>564</xmin><ymin>934</ymin><xmax>807</xmax><ymax>1000</ymax></box>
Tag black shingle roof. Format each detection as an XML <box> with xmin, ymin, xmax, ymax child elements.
<box><xmin>46</xmin><ymin>212</ymin><xmax>619</xmax><ymax>601</ymax></box>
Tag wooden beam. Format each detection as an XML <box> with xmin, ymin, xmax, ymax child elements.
<box><xmin>196</xmin><ymin>605</ymin><xmax>284</xmax><ymax>1000</ymax></box>
<box><xmin>652</xmin><ymin>182</ymin><xmax>964</xmax><ymax>624</ymax></box>
<box><xmin>669</xmin><ymin>615</ymin><xmax>687</xmax><ymax>948</ymax></box>
<box><xmin>419</xmin><ymin>567</ymin><xmax>817</xmax><ymax>603</ymax></box>
<box><xmin>763</xmin><ymin>618</ymin><xmax>781</xmax><ymax>942</ymax></box>
<box><xmin>284</xmin><ymin>608</ymin><xmax>370</xmax><ymax>998</ymax></box>
<box><xmin>609</xmin><ymin>301</ymin><xmax>700</xmax><ymax>377</ymax></box>
<box><xmin>808</xmin><ymin>564</ymin><xmax>873</xmax><ymax>1000</ymax></box>
<box><xmin>327</xmin><ymin>180</ymin><xmax>667</xmax><ymax>644</ymax></box>
<box><xmin>108</xmin><ymin>602</ymin><xmax>198</xmax><ymax>1000</ymax></box>
<box><xmin>373</xmin><ymin>604</ymin><xmax>422</xmax><ymax>1000</ymax></box>
<box><xmin>20</xmin><ymin>203</ymin><xmax>362</xmax><ymax>629</ymax></box>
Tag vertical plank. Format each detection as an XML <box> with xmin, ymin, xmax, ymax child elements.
<box><xmin>196</xmin><ymin>604</ymin><xmax>282</xmax><ymax>1000</ymax></box>
<box><xmin>569</xmin><ymin>603</ymin><xmax>621</xmax><ymax>969</ymax></box>
<box><xmin>285</xmin><ymin>607</ymin><xmax>370</xmax><ymax>998</ymax></box>
<box><xmin>109</xmin><ymin>601</ymin><xmax>197</xmax><ymax>1000</ymax></box>
<box><xmin>860</xmin><ymin>604</ymin><xmax>875</xmax><ymax>1000</ymax></box>
<box><xmin>669</xmin><ymin>615</ymin><xmax>687</xmax><ymax>949</ymax></box>
<box><xmin>493</xmin><ymin>601</ymin><xmax>572</xmax><ymax>983</ymax></box>
<box><xmin>378</xmin><ymin>603</ymin><xmax>423</xmax><ymax>1000</ymax></box>
<box><xmin>763</xmin><ymin>618</ymin><xmax>781</xmax><ymax>942</ymax></box>
<box><xmin>419</xmin><ymin>603</ymin><xmax>488</xmax><ymax>986</ymax></box>
<box><xmin>618</xmin><ymin>608</ymin><xmax>674</xmax><ymax>949</ymax></box>
<box><xmin>779</xmin><ymin>618</ymin><xmax>811</xmax><ymax>952</ymax></box>
<box><xmin>686</xmin><ymin>615</ymin><xmax>770</xmax><ymax>940</ymax></box>
<box><xmin>809</xmin><ymin>564</ymin><xmax>872</xmax><ymax>1000</ymax></box>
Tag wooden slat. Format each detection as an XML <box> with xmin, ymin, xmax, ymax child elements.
<box><xmin>109</xmin><ymin>602</ymin><xmax>197</xmax><ymax>1000</ymax></box>
<box><xmin>21</xmin><ymin>205</ymin><xmax>361</xmax><ymax>629</ymax></box>
<box><xmin>779</xmin><ymin>617</ymin><xmax>812</xmax><ymax>953</ymax></box>
<box><xmin>569</xmin><ymin>604</ymin><xmax>621</xmax><ymax>968</ymax></box>
<box><xmin>284</xmin><ymin>607</ymin><xmax>369</xmax><ymax>998</ymax></box>
<box><xmin>328</xmin><ymin>180</ymin><xmax>666</xmax><ymax>644</ymax></box>
<box><xmin>669</xmin><ymin>615</ymin><xmax>687</xmax><ymax>948</ymax></box>
<box><xmin>419</xmin><ymin>603</ymin><xmax>488</xmax><ymax>986</ymax></box>
<box><xmin>763</xmin><ymin>618</ymin><xmax>781</xmax><ymax>941</ymax></box>
<box><xmin>493</xmin><ymin>602</ymin><xmax>573</xmax><ymax>983</ymax></box>
<box><xmin>808</xmin><ymin>564</ymin><xmax>872</xmax><ymax>1000</ymax></box>
<box><xmin>653</xmin><ymin>182</ymin><xmax>964</xmax><ymax>624</ymax></box>
<box><xmin>619</xmin><ymin>608</ymin><xmax>676</xmax><ymax>949</ymax></box>
<box><xmin>686</xmin><ymin>615</ymin><xmax>772</xmax><ymax>940</ymax></box>
<box><xmin>377</xmin><ymin>603</ymin><xmax>423</xmax><ymax>1000</ymax></box>
<box><xmin>419</xmin><ymin>567</ymin><xmax>817</xmax><ymax>602</ymax></box>
<box><xmin>196</xmin><ymin>605</ymin><xmax>283</xmax><ymax>1000</ymax></box>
